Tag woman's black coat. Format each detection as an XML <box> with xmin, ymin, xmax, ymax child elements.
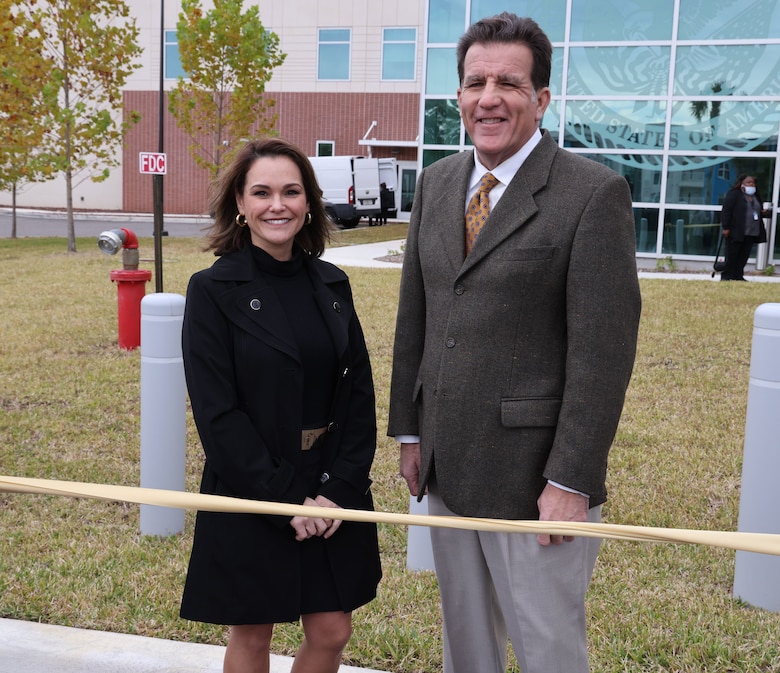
<box><xmin>179</xmin><ymin>245</ymin><xmax>381</xmax><ymax>625</ymax></box>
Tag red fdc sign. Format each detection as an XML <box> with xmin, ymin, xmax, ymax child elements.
<box><xmin>139</xmin><ymin>152</ymin><xmax>167</xmax><ymax>175</ymax></box>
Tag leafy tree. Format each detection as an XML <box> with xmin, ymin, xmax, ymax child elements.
<box><xmin>0</xmin><ymin>0</ymin><xmax>55</xmax><ymax>238</ymax></box>
<box><xmin>23</xmin><ymin>0</ymin><xmax>143</xmax><ymax>252</ymax></box>
<box><xmin>168</xmin><ymin>0</ymin><xmax>285</xmax><ymax>179</ymax></box>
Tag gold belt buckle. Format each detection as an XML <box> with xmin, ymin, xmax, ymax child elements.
<box><xmin>301</xmin><ymin>427</ymin><xmax>327</xmax><ymax>451</ymax></box>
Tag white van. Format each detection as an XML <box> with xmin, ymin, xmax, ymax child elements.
<box><xmin>309</xmin><ymin>156</ymin><xmax>397</xmax><ymax>229</ymax></box>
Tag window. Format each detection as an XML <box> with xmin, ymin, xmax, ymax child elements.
<box><xmin>568</xmin><ymin>47</ymin><xmax>671</xmax><ymax>97</ymax></box>
<box><xmin>471</xmin><ymin>0</ymin><xmax>566</xmax><ymax>41</ymax></box>
<box><xmin>428</xmin><ymin>0</ymin><xmax>467</xmax><ymax>43</ymax></box>
<box><xmin>382</xmin><ymin>28</ymin><xmax>417</xmax><ymax>81</ymax></box>
<box><xmin>570</xmin><ymin>0</ymin><xmax>673</xmax><ymax>41</ymax></box>
<box><xmin>671</xmin><ymin>100</ymin><xmax>780</xmax><ymax>153</ymax></box>
<box><xmin>318</xmin><ymin>29</ymin><xmax>351</xmax><ymax>81</ymax></box>
<box><xmin>564</xmin><ymin>99</ymin><xmax>667</xmax><ymax>152</ymax></box>
<box><xmin>674</xmin><ymin>45</ymin><xmax>780</xmax><ymax>97</ymax></box>
<box><xmin>424</xmin><ymin>99</ymin><xmax>460</xmax><ymax>145</ymax></box>
<box><xmin>425</xmin><ymin>47</ymin><xmax>458</xmax><ymax>94</ymax></box>
<box><xmin>164</xmin><ymin>30</ymin><xmax>186</xmax><ymax>79</ymax></box>
<box><xmin>678</xmin><ymin>0</ymin><xmax>780</xmax><ymax>40</ymax></box>
<box><xmin>316</xmin><ymin>141</ymin><xmax>335</xmax><ymax>157</ymax></box>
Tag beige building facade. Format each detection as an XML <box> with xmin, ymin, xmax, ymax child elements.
<box><xmin>5</xmin><ymin>0</ymin><xmax>425</xmax><ymax>219</ymax></box>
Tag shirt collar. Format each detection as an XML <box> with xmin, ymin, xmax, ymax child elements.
<box><xmin>470</xmin><ymin>129</ymin><xmax>543</xmax><ymax>190</ymax></box>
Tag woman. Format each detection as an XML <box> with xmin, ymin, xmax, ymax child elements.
<box><xmin>720</xmin><ymin>174</ymin><xmax>769</xmax><ymax>281</ymax></box>
<box><xmin>180</xmin><ymin>138</ymin><xmax>381</xmax><ymax>673</ymax></box>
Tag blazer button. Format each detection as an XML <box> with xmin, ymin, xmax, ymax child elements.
<box><xmin>341</xmin><ymin>367</ymin><xmax>349</xmax><ymax>378</ymax></box>
<box><xmin>454</xmin><ymin>284</ymin><xmax>465</xmax><ymax>295</ymax></box>
<box><xmin>445</xmin><ymin>337</ymin><xmax>456</xmax><ymax>348</ymax></box>
<box><xmin>332</xmin><ymin>301</ymin><xmax>342</xmax><ymax>313</ymax></box>
<box><xmin>249</xmin><ymin>298</ymin><xmax>262</xmax><ymax>311</ymax></box>
<box><xmin>326</xmin><ymin>421</ymin><xmax>339</xmax><ymax>433</ymax></box>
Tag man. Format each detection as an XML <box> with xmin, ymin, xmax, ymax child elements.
<box><xmin>378</xmin><ymin>182</ymin><xmax>394</xmax><ymax>226</ymax></box>
<box><xmin>388</xmin><ymin>13</ymin><xmax>641</xmax><ymax>673</ymax></box>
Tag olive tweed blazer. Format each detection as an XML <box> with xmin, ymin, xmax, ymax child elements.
<box><xmin>388</xmin><ymin>131</ymin><xmax>642</xmax><ymax>520</ymax></box>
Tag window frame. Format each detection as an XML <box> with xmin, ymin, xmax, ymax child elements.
<box><xmin>381</xmin><ymin>27</ymin><xmax>418</xmax><ymax>82</ymax></box>
<box><xmin>316</xmin><ymin>140</ymin><xmax>335</xmax><ymax>156</ymax></box>
<box><xmin>317</xmin><ymin>28</ymin><xmax>352</xmax><ymax>81</ymax></box>
<box><xmin>164</xmin><ymin>30</ymin><xmax>186</xmax><ymax>80</ymax></box>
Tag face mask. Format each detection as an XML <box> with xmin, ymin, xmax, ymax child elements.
<box><xmin>744</xmin><ymin>186</ymin><xmax>757</xmax><ymax>195</ymax></box>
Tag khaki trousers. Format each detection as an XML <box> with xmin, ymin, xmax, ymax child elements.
<box><xmin>428</xmin><ymin>484</ymin><xmax>601</xmax><ymax>673</ymax></box>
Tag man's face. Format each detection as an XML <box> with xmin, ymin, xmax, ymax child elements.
<box><xmin>457</xmin><ymin>42</ymin><xmax>550</xmax><ymax>170</ymax></box>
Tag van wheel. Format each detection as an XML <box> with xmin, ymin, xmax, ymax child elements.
<box><xmin>340</xmin><ymin>217</ymin><xmax>360</xmax><ymax>229</ymax></box>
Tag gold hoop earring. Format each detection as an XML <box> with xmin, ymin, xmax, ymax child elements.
<box><xmin>305</xmin><ymin>212</ymin><xmax>312</xmax><ymax>225</ymax></box>
<box><xmin>235</xmin><ymin>213</ymin><xmax>247</xmax><ymax>227</ymax></box>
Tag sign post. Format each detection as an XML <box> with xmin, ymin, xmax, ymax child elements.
<box><xmin>139</xmin><ymin>151</ymin><xmax>167</xmax><ymax>293</ymax></box>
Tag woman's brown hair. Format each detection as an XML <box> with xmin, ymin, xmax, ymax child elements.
<box><xmin>204</xmin><ymin>138</ymin><xmax>333</xmax><ymax>257</ymax></box>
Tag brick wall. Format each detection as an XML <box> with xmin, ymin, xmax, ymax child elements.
<box><xmin>123</xmin><ymin>90</ymin><xmax>420</xmax><ymax>214</ymax></box>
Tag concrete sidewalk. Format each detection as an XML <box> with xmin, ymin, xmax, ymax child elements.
<box><xmin>320</xmin><ymin>238</ymin><xmax>780</xmax><ymax>282</ymax></box>
<box><xmin>0</xmin><ymin>618</ymin><xmax>388</xmax><ymax>673</ymax></box>
<box><xmin>321</xmin><ymin>240</ymin><xmax>405</xmax><ymax>268</ymax></box>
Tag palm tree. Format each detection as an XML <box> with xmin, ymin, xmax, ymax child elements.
<box><xmin>690</xmin><ymin>81</ymin><xmax>726</xmax><ymax>123</ymax></box>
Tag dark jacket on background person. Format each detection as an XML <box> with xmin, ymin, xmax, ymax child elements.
<box><xmin>380</xmin><ymin>186</ymin><xmax>395</xmax><ymax>216</ymax></box>
<box><xmin>721</xmin><ymin>186</ymin><xmax>768</xmax><ymax>243</ymax></box>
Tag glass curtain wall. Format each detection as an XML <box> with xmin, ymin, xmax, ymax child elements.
<box><xmin>421</xmin><ymin>0</ymin><xmax>780</xmax><ymax>264</ymax></box>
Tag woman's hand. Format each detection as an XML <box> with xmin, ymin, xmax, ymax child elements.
<box><xmin>290</xmin><ymin>495</ymin><xmax>343</xmax><ymax>541</ymax></box>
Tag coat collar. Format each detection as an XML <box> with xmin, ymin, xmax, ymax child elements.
<box><xmin>209</xmin><ymin>246</ymin><xmax>352</xmax><ymax>364</ymax></box>
<box><xmin>210</xmin><ymin>244</ymin><xmax>347</xmax><ymax>285</ymax></box>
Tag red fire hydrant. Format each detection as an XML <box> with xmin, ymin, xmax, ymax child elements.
<box><xmin>98</xmin><ymin>228</ymin><xmax>152</xmax><ymax>350</ymax></box>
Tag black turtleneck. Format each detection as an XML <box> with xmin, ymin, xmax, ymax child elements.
<box><xmin>250</xmin><ymin>245</ymin><xmax>338</xmax><ymax>429</ymax></box>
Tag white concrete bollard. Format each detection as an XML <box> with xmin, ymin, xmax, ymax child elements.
<box><xmin>733</xmin><ymin>303</ymin><xmax>780</xmax><ymax>610</ymax></box>
<box><xmin>406</xmin><ymin>495</ymin><xmax>436</xmax><ymax>571</ymax></box>
<box><xmin>140</xmin><ymin>293</ymin><xmax>187</xmax><ymax>536</ymax></box>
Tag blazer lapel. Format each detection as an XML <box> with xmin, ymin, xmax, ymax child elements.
<box><xmin>461</xmin><ymin>132</ymin><xmax>557</xmax><ymax>273</ymax></box>
<box><xmin>425</xmin><ymin>152</ymin><xmax>475</xmax><ymax>273</ymax></box>
<box><xmin>210</xmin><ymin>250</ymin><xmax>354</xmax><ymax>364</ymax></box>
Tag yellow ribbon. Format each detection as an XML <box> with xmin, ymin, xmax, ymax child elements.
<box><xmin>1</xmin><ymin>475</ymin><xmax>779</xmax><ymax>556</ymax></box>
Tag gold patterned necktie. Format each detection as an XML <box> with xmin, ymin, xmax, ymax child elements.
<box><xmin>465</xmin><ymin>172</ymin><xmax>499</xmax><ymax>254</ymax></box>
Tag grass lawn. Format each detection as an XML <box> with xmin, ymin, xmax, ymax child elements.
<box><xmin>1</xmin><ymin>231</ymin><xmax>780</xmax><ymax>672</ymax></box>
